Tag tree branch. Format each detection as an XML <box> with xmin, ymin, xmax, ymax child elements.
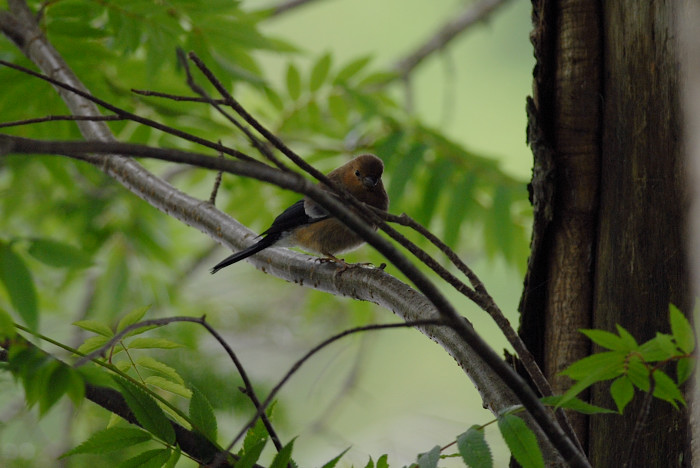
<box><xmin>392</xmin><ymin>0</ymin><xmax>513</xmax><ymax>79</ymax></box>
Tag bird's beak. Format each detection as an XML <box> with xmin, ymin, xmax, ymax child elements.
<box><xmin>362</xmin><ymin>176</ymin><xmax>379</xmax><ymax>188</ymax></box>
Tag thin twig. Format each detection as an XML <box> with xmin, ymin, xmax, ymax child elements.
<box><xmin>0</xmin><ymin>59</ymin><xmax>259</xmax><ymax>164</ymax></box>
<box><xmin>72</xmin><ymin>315</ymin><xmax>285</xmax><ymax>452</ymax></box>
<box><xmin>217</xmin><ymin>319</ymin><xmax>447</xmax><ymax>463</ymax></box>
<box><xmin>0</xmin><ymin>114</ymin><xmax>123</xmax><ymax>129</ymax></box>
<box><xmin>209</xmin><ymin>144</ymin><xmax>224</xmax><ymax>205</ymax></box>
<box><xmin>266</xmin><ymin>0</ymin><xmax>323</xmax><ymax>17</ymax></box>
<box><xmin>132</xmin><ymin>88</ymin><xmax>226</xmax><ymax>104</ymax></box>
<box><xmin>175</xmin><ymin>48</ymin><xmax>286</xmax><ymax>170</ymax></box>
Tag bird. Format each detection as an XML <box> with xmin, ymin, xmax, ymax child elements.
<box><xmin>210</xmin><ymin>154</ymin><xmax>389</xmax><ymax>274</ymax></box>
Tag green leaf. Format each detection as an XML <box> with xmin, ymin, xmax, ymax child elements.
<box><xmin>416</xmin><ymin>158</ymin><xmax>453</xmax><ymax>225</ymax></box>
<box><xmin>164</xmin><ymin>446</ymin><xmax>181</xmax><ymax>468</ymax></box>
<box><xmin>541</xmin><ymin>395</ymin><xmax>615</xmax><ymax>414</ymax></box>
<box><xmin>65</xmin><ymin>367</ymin><xmax>86</xmax><ymax>407</ymax></box>
<box><xmin>269</xmin><ymin>437</ymin><xmax>295</xmax><ymax>468</ymax></box>
<box><xmin>117</xmin><ymin>305</ymin><xmax>151</xmax><ymax>333</ymax></box>
<box><xmin>189</xmin><ymin>386</ymin><xmax>218</xmax><ymax>441</ymax></box>
<box><xmin>376</xmin><ymin>454</ymin><xmax>389</xmax><ymax>468</ymax></box>
<box><xmin>236</xmin><ymin>438</ymin><xmax>267</xmax><ymax>468</ymax></box>
<box><xmin>416</xmin><ymin>445</ymin><xmax>441</xmax><ymax>468</ymax></box>
<box><xmin>136</xmin><ymin>357</ymin><xmax>184</xmax><ymax>384</ymax></box>
<box><xmin>387</xmin><ymin>142</ymin><xmax>425</xmax><ymax>204</ymax></box>
<box><xmin>243</xmin><ymin>414</ymin><xmax>269</xmax><ymax>454</ymax></box>
<box><xmin>0</xmin><ymin>241</ymin><xmax>38</xmax><ymax>330</ymax></box>
<box><xmin>321</xmin><ymin>447</ymin><xmax>350</xmax><ymax>468</ymax></box>
<box><xmin>443</xmin><ymin>172</ymin><xmax>476</xmax><ymax>248</ymax></box>
<box><xmin>626</xmin><ymin>357</ymin><xmax>651</xmax><ymax>391</ymax></box>
<box><xmin>609</xmin><ymin>376</ymin><xmax>634</xmax><ymax>413</ymax></box>
<box><xmin>113</xmin><ymin>377</ymin><xmax>175</xmax><ymax>444</ymax></box>
<box><xmin>264</xmin><ymin>85</ymin><xmax>284</xmax><ymax>111</ymax></box>
<box><xmin>40</xmin><ymin>363</ymin><xmax>72</xmax><ymax>415</ymax></box>
<box><xmin>638</xmin><ymin>336</ymin><xmax>671</xmax><ymax>362</ymax></box>
<box><xmin>73</xmin><ymin>319</ymin><xmax>114</xmax><ymax>338</ymax></box>
<box><xmin>560</xmin><ymin>351</ymin><xmax>626</xmax><ymax>381</ymax></box>
<box><xmin>615</xmin><ymin>324</ymin><xmax>639</xmax><ymax>348</ymax></box>
<box><xmin>363</xmin><ymin>457</ymin><xmax>375</xmax><ymax>468</ymax></box>
<box><xmin>310</xmin><ymin>53</ymin><xmax>332</xmax><ymax>92</ymax></box>
<box><xmin>286</xmin><ymin>63</ymin><xmax>301</xmax><ymax>100</ymax></box>
<box><xmin>118</xmin><ymin>448</ymin><xmax>171</xmax><ymax>468</ymax></box>
<box><xmin>653</xmin><ymin>332</ymin><xmax>680</xmax><ymax>357</ymax></box>
<box><xmin>580</xmin><ymin>329</ymin><xmax>627</xmax><ymax>351</ymax></box>
<box><xmin>76</xmin><ymin>335</ymin><xmax>110</xmax><ymax>356</ymax></box>
<box><xmin>652</xmin><ymin>370</ymin><xmax>685</xmax><ymax>408</ymax></box>
<box><xmin>334</xmin><ymin>55</ymin><xmax>372</xmax><ymax>83</ymax></box>
<box><xmin>457</xmin><ymin>426</ymin><xmax>492</xmax><ymax>468</ymax></box>
<box><xmin>0</xmin><ymin>307</ymin><xmax>16</xmax><ymax>339</ymax></box>
<box><xmin>328</xmin><ymin>93</ymin><xmax>349</xmax><ymax>124</ymax></box>
<box><xmin>145</xmin><ymin>376</ymin><xmax>192</xmax><ymax>398</ymax></box>
<box><xmin>677</xmin><ymin>357</ymin><xmax>694</xmax><ymax>385</ymax></box>
<box><xmin>61</xmin><ymin>427</ymin><xmax>151</xmax><ymax>457</ymax></box>
<box><xmin>26</xmin><ymin>238</ymin><xmax>92</xmax><ymax>269</ymax></box>
<box><xmin>670</xmin><ymin>304</ymin><xmax>695</xmax><ymax>354</ymax></box>
<box><xmin>127</xmin><ymin>337</ymin><xmax>183</xmax><ymax>350</ymax></box>
<box><xmin>497</xmin><ymin>414</ymin><xmax>544</xmax><ymax>468</ymax></box>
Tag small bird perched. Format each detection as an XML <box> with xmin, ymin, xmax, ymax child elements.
<box><xmin>210</xmin><ymin>154</ymin><xmax>389</xmax><ymax>274</ymax></box>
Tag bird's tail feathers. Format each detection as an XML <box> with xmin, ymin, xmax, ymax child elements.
<box><xmin>210</xmin><ymin>235</ymin><xmax>277</xmax><ymax>274</ymax></box>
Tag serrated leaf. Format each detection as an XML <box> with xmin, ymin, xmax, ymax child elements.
<box><xmin>560</xmin><ymin>351</ymin><xmax>626</xmax><ymax>381</ymax></box>
<box><xmin>136</xmin><ymin>357</ymin><xmax>184</xmax><ymax>384</ymax></box>
<box><xmin>416</xmin><ymin>445</ymin><xmax>441</xmax><ymax>468</ymax></box>
<box><xmin>626</xmin><ymin>357</ymin><xmax>651</xmax><ymax>391</ymax></box>
<box><xmin>269</xmin><ymin>437</ymin><xmax>295</xmax><ymax>468</ymax></box>
<box><xmin>639</xmin><ymin>337</ymin><xmax>671</xmax><ymax>362</ymax></box>
<box><xmin>26</xmin><ymin>238</ymin><xmax>92</xmax><ymax>269</ymax></box>
<box><xmin>654</xmin><ymin>332</ymin><xmax>680</xmax><ymax>357</ymax></box>
<box><xmin>541</xmin><ymin>395</ymin><xmax>615</xmax><ymax>414</ymax></box>
<box><xmin>127</xmin><ymin>337</ymin><xmax>183</xmax><ymax>350</ymax></box>
<box><xmin>243</xmin><ymin>415</ymin><xmax>269</xmax><ymax>454</ymax></box>
<box><xmin>61</xmin><ymin>427</ymin><xmax>151</xmax><ymax>457</ymax></box>
<box><xmin>0</xmin><ymin>307</ymin><xmax>16</xmax><ymax>339</ymax></box>
<box><xmin>145</xmin><ymin>376</ymin><xmax>192</xmax><ymax>398</ymax></box>
<box><xmin>0</xmin><ymin>241</ymin><xmax>38</xmax><ymax>330</ymax></box>
<box><xmin>286</xmin><ymin>63</ymin><xmax>301</xmax><ymax>100</ymax></box>
<box><xmin>457</xmin><ymin>426</ymin><xmax>493</xmax><ymax>468</ymax></box>
<box><xmin>653</xmin><ymin>370</ymin><xmax>685</xmax><ymax>408</ymax></box>
<box><xmin>236</xmin><ymin>438</ymin><xmax>267</xmax><ymax>468</ymax></box>
<box><xmin>40</xmin><ymin>363</ymin><xmax>71</xmax><ymax>415</ymax></box>
<box><xmin>670</xmin><ymin>304</ymin><xmax>695</xmax><ymax>354</ymax></box>
<box><xmin>334</xmin><ymin>55</ymin><xmax>372</xmax><ymax>83</ymax></box>
<box><xmin>497</xmin><ymin>414</ymin><xmax>544</xmax><ymax>468</ymax></box>
<box><xmin>117</xmin><ymin>305</ymin><xmax>151</xmax><ymax>333</ymax></box>
<box><xmin>310</xmin><ymin>53</ymin><xmax>332</xmax><ymax>92</ymax></box>
<box><xmin>321</xmin><ymin>447</ymin><xmax>351</xmax><ymax>468</ymax></box>
<box><xmin>677</xmin><ymin>357</ymin><xmax>694</xmax><ymax>385</ymax></box>
<box><xmin>73</xmin><ymin>319</ymin><xmax>114</xmax><ymax>338</ymax></box>
<box><xmin>189</xmin><ymin>386</ymin><xmax>217</xmax><ymax>441</ymax></box>
<box><xmin>610</xmin><ymin>376</ymin><xmax>634</xmax><ymax>413</ymax></box>
<box><xmin>114</xmin><ymin>377</ymin><xmax>175</xmax><ymax>444</ymax></box>
<box><xmin>615</xmin><ymin>324</ymin><xmax>639</xmax><ymax>348</ymax></box>
<box><xmin>76</xmin><ymin>335</ymin><xmax>110</xmax><ymax>356</ymax></box>
<box><xmin>118</xmin><ymin>448</ymin><xmax>171</xmax><ymax>468</ymax></box>
<box><xmin>580</xmin><ymin>329</ymin><xmax>626</xmax><ymax>351</ymax></box>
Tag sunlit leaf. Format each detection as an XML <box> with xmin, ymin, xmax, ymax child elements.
<box><xmin>73</xmin><ymin>319</ymin><xmax>114</xmax><ymax>338</ymax></box>
<box><xmin>610</xmin><ymin>376</ymin><xmax>634</xmax><ymax>413</ymax></box>
<box><xmin>580</xmin><ymin>328</ymin><xmax>628</xmax><ymax>351</ymax></box>
<box><xmin>669</xmin><ymin>304</ymin><xmax>695</xmax><ymax>354</ymax></box>
<box><xmin>117</xmin><ymin>305</ymin><xmax>151</xmax><ymax>333</ymax></box>
<box><xmin>127</xmin><ymin>337</ymin><xmax>183</xmax><ymax>350</ymax></box>
<box><xmin>541</xmin><ymin>395</ymin><xmax>615</xmax><ymax>414</ymax></box>
<box><xmin>652</xmin><ymin>370</ymin><xmax>685</xmax><ymax>408</ymax></box>
<box><xmin>145</xmin><ymin>376</ymin><xmax>192</xmax><ymax>398</ymax></box>
<box><xmin>677</xmin><ymin>357</ymin><xmax>694</xmax><ymax>385</ymax></box>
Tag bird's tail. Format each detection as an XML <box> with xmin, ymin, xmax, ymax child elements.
<box><xmin>210</xmin><ymin>235</ymin><xmax>278</xmax><ymax>274</ymax></box>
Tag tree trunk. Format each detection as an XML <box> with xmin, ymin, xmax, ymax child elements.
<box><xmin>521</xmin><ymin>1</ymin><xmax>692</xmax><ymax>466</ymax></box>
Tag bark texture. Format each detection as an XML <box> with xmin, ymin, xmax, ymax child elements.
<box><xmin>523</xmin><ymin>0</ymin><xmax>692</xmax><ymax>466</ymax></box>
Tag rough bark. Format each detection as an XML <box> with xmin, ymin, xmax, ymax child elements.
<box><xmin>523</xmin><ymin>0</ymin><xmax>693</xmax><ymax>466</ymax></box>
<box><xmin>590</xmin><ymin>2</ymin><xmax>691</xmax><ymax>467</ymax></box>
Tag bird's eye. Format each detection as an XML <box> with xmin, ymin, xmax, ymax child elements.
<box><xmin>355</xmin><ymin>170</ymin><xmax>361</xmax><ymax>177</ymax></box>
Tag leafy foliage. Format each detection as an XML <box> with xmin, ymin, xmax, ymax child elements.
<box><xmin>560</xmin><ymin>304</ymin><xmax>695</xmax><ymax>412</ymax></box>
